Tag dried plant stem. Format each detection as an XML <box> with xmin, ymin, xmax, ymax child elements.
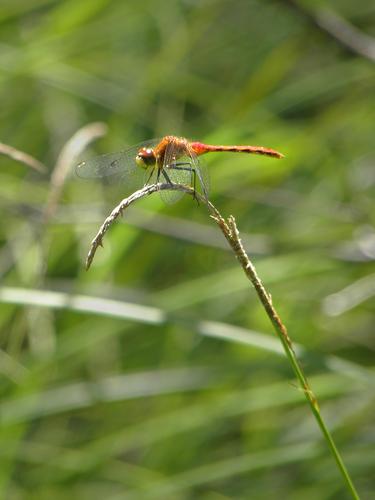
<box><xmin>86</xmin><ymin>183</ymin><xmax>360</xmax><ymax>499</ymax></box>
<box><xmin>211</xmin><ymin>213</ymin><xmax>359</xmax><ymax>500</ymax></box>
<box><xmin>285</xmin><ymin>0</ymin><xmax>375</xmax><ymax>62</ymax></box>
<box><xmin>0</xmin><ymin>142</ymin><xmax>47</xmax><ymax>173</ymax></box>
<box><xmin>44</xmin><ymin>122</ymin><xmax>108</xmax><ymax>221</ymax></box>
<box><xmin>86</xmin><ymin>183</ymin><xmax>194</xmax><ymax>270</ymax></box>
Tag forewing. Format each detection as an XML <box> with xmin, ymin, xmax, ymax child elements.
<box><xmin>76</xmin><ymin>151</ymin><xmax>131</xmax><ymax>179</ymax></box>
<box><xmin>75</xmin><ymin>140</ymin><xmax>159</xmax><ymax>191</ymax></box>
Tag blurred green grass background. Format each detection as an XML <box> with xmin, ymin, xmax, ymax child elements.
<box><xmin>0</xmin><ymin>0</ymin><xmax>374</xmax><ymax>498</ymax></box>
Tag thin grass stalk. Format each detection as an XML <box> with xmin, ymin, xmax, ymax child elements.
<box><xmin>211</xmin><ymin>212</ymin><xmax>360</xmax><ymax>500</ymax></box>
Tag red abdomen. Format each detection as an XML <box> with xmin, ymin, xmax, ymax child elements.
<box><xmin>191</xmin><ymin>142</ymin><xmax>284</xmax><ymax>159</ymax></box>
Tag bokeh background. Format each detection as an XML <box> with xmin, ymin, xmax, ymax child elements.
<box><xmin>0</xmin><ymin>0</ymin><xmax>374</xmax><ymax>498</ymax></box>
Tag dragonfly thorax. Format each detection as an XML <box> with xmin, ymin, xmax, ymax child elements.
<box><xmin>135</xmin><ymin>147</ymin><xmax>157</xmax><ymax>169</ymax></box>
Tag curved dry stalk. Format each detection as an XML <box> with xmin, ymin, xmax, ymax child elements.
<box><xmin>44</xmin><ymin>122</ymin><xmax>108</xmax><ymax>221</ymax></box>
<box><xmin>0</xmin><ymin>142</ymin><xmax>47</xmax><ymax>173</ymax></box>
<box><xmin>285</xmin><ymin>0</ymin><xmax>375</xmax><ymax>62</ymax></box>
<box><xmin>315</xmin><ymin>8</ymin><xmax>375</xmax><ymax>62</ymax></box>
<box><xmin>85</xmin><ymin>182</ymin><xmax>359</xmax><ymax>499</ymax></box>
<box><xmin>86</xmin><ymin>183</ymin><xmax>202</xmax><ymax>269</ymax></box>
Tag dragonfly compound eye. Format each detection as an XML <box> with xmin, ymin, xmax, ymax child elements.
<box><xmin>135</xmin><ymin>148</ymin><xmax>156</xmax><ymax>169</ymax></box>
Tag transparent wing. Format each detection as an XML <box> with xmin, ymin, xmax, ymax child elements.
<box><xmin>75</xmin><ymin>139</ymin><xmax>160</xmax><ymax>190</ymax></box>
<box><xmin>160</xmin><ymin>141</ymin><xmax>209</xmax><ymax>204</ymax></box>
<box><xmin>189</xmin><ymin>148</ymin><xmax>210</xmax><ymax>202</ymax></box>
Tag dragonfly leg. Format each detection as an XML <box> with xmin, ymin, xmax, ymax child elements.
<box><xmin>144</xmin><ymin>167</ymin><xmax>155</xmax><ymax>186</ymax></box>
<box><xmin>162</xmin><ymin>165</ymin><xmax>199</xmax><ymax>202</ymax></box>
<box><xmin>184</xmin><ymin>164</ymin><xmax>208</xmax><ymax>202</ymax></box>
<box><xmin>168</xmin><ymin>163</ymin><xmax>207</xmax><ymax>203</ymax></box>
<box><xmin>161</xmin><ymin>168</ymin><xmax>173</xmax><ymax>185</ymax></box>
<box><xmin>167</xmin><ymin>164</ymin><xmax>196</xmax><ymax>201</ymax></box>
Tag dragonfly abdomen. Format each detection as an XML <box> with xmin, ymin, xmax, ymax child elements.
<box><xmin>191</xmin><ymin>142</ymin><xmax>284</xmax><ymax>159</ymax></box>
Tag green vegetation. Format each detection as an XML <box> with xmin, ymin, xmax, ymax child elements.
<box><xmin>0</xmin><ymin>1</ymin><xmax>374</xmax><ymax>498</ymax></box>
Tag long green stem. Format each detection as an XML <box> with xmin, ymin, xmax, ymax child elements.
<box><xmin>212</xmin><ymin>213</ymin><xmax>360</xmax><ymax>500</ymax></box>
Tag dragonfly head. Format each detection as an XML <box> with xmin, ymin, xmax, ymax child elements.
<box><xmin>135</xmin><ymin>147</ymin><xmax>156</xmax><ymax>169</ymax></box>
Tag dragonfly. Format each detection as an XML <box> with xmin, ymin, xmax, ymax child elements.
<box><xmin>76</xmin><ymin>135</ymin><xmax>284</xmax><ymax>203</ymax></box>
